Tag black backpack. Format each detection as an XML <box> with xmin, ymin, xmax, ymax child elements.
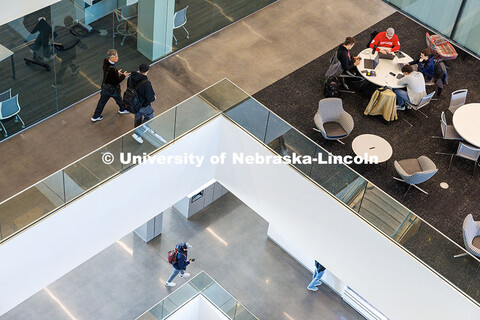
<box><xmin>123</xmin><ymin>78</ymin><xmax>149</xmax><ymax>113</ymax></box>
<box><xmin>324</xmin><ymin>76</ymin><xmax>340</xmax><ymax>98</ymax></box>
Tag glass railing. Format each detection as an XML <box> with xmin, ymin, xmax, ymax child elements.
<box><xmin>199</xmin><ymin>79</ymin><xmax>480</xmax><ymax>306</ymax></box>
<box><xmin>0</xmin><ymin>90</ymin><xmax>221</xmax><ymax>242</ymax></box>
<box><xmin>136</xmin><ymin>271</ymin><xmax>257</xmax><ymax>320</ymax></box>
<box><xmin>1</xmin><ymin>78</ymin><xmax>479</xmax><ymax>307</ymax></box>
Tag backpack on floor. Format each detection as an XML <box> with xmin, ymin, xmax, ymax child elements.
<box><xmin>123</xmin><ymin>78</ymin><xmax>148</xmax><ymax>113</ymax></box>
<box><xmin>324</xmin><ymin>76</ymin><xmax>340</xmax><ymax>98</ymax></box>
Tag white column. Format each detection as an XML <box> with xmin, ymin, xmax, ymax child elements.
<box><xmin>137</xmin><ymin>0</ymin><xmax>175</xmax><ymax>61</ymax></box>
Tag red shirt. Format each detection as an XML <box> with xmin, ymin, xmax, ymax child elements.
<box><xmin>369</xmin><ymin>31</ymin><xmax>400</xmax><ymax>51</ymax></box>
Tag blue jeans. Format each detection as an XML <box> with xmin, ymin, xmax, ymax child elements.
<box><xmin>394</xmin><ymin>88</ymin><xmax>411</xmax><ymax>106</ymax></box>
<box><xmin>307</xmin><ymin>269</ymin><xmax>325</xmax><ymax>289</ymax></box>
<box><xmin>167</xmin><ymin>267</ymin><xmax>184</xmax><ymax>283</ymax></box>
<box><xmin>134</xmin><ymin>105</ymin><xmax>154</xmax><ymax>128</ymax></box>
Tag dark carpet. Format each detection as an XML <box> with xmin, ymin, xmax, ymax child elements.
<box><xmin>253</xmin><ymin>11</ymin><xmax>480</xmax><ymax>248</ymax></box>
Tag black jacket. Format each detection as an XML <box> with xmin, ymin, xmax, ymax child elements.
<box><xmin>128</xmin><ymin>71</ymin><xmax>156</xmax><ymax>107</ymax></box>
<box><xmin>102</xmin><ymin>59</ymin><xmax>125</xmax><ymax>86</ymax></box>
<box><xmin>336</xmin><ymin>45</ymin><xmax>355</xmax><ymax>72</ymax></box>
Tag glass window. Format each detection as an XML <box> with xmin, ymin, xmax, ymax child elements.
<box><xmin>0</xmin><ymin>5</ymin><xmax>57</xmax><ymax>138</ymax></box>
<box><xmin>388</xmin><ymin>0</ymin><xmax>463</xmax><ymax>36</ymax></box>
<box><xmin>0</xmin><ymin>0</ymin><xmax>277</xmax><ymax>141</ymax></box>
<box><xmin>451</xmin><ymin>0</ymin><xmax>480</xmax><ymax>55</ymax></box>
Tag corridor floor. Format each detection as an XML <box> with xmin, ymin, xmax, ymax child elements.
<box><xmin>0</xmin><ymin>0</ymin><xmax>394</xmax><ymax>202</ymax></box>
<box><xmin>1</xmin><ymin>193</ymin><xmax>364</xmax><ymax>320</ymax></box>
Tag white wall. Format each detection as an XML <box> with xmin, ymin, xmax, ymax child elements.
<box><xmin>0</xmin><ymin>0</ymin><xmax>60</xmax><ymax>26</ymax></box>
<box><xmin>1</xmin><ymin>116</ymin><xmax>479</xmax><ymax>319</ymax></box>
<box><xmin>0</xmin><ymin>118</ymin><xmax>220</xmax><ymax>316</ymax></box>
<box><xmin>167</xmin><ymin>295</ymin><xmax>229</xmax><ymax>320</ymax></box>
<box><xmin>213</xmin><ymin>117</ymin><xmax>480</xmax><ymax>320</ymax></box>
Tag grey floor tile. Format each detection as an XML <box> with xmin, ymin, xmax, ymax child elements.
<box><xmin>2</xmin><ymin>193</ymin><xmax>363</xmax><ymax>320</ymax></box>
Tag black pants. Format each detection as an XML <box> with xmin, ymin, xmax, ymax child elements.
<box><xmin>93</xmin><ymin>84</ymin><xmax>125</xmax><ymax>117</ymax></box>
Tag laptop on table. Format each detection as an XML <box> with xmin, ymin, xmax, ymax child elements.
<box><xmin>364</xmin><ymin>54</ymin><xmax>379</xmax><ymax>69</ymax></box>
<box><xmin>379</xmin><ymin>52</ymin><xmax>395</xmax><ymax>60</ymax></box>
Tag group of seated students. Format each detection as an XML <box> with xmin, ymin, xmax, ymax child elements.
<box><xmin>336</xmin><ymin>27</ymin><xmax>433</xmax><ymax>110</ymax></box>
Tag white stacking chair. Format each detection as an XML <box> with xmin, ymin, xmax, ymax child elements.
<box><xmin>404</xmin><ymin>91</ymin><xmax>435</xmax><ymax>118</ymax></box>
<box><xmin>431</xmin><ymin>111</ymin><xmax>463</xmax><ymax>142</ymax></box>
<box><xmin>437</xmin><ymin>142</ymin><xmax>480</xmax><ymax>174</ymax></box>
<box><xmin>448</xmin><ymin>89</ymin><xmax>467</xmax><ymax>114</ymax></box>
<box><xmin>173</xmin><ymin>6</ymin><xmax>189</xmax><ymax>45</ymax></box>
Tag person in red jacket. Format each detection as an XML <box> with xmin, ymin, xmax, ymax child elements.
<box><xmin>369</xmin><ymin>27</ymin><xmax>400</xmax><ymax>54</ymax></box>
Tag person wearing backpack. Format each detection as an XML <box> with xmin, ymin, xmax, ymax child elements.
<box><xmin>166</xmin><ymin>242</ymin><xmax>194</xmax><ymax>287</ymax></box>
<box><xmin>127</xmin><ymin>64</ymin><xmax>156</xmax><ymax>144</ymax></box>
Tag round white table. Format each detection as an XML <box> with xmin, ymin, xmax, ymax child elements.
<box><xmin>452</xmin><ymin>103</ymin><xmax>480</xmax><ymax>147</ymax></box>
<box><xmin>352</xmin><ymin>134</ymin><xmax>393</xmax><ymax>163</ymax></box>
<box><xmin>356</xmin><ymin>48</ymin><xmax>413</xmax><ymax>88</ymax></box>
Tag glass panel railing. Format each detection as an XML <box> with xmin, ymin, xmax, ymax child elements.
<box><xmin>2</xmin><ymin>78</ymin><xmax>480</xmax><ymax>307</ymax></box>
<box><xmin>0</xmin><ymin>85</ymin><xmax>220</xmax><ymax>243</ymax></box>
<box><xmin>136</xmin><ymin>271</ymin><xmax>257</xmax><ymax>320</ymax></box>
<box><xmin>175</xmin><ymin>95</ymin><xmax>220</xmax><ymax>138</ymax></box>
<box><xmin>208</xmin><ymin>79</ymin><xmax>480</xmax><ymax>307</ymax></box>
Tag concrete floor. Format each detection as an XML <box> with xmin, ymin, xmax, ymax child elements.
<box><xmin>0</xmin><ymin>0</ymin><xmax>395</xmax><ymax>203</ymax></box>
<box><xmin>1</xmin><ymin>193</ymin><xmax>364</xmax><ymax>320</ymax></box>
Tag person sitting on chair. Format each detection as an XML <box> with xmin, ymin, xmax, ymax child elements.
<box><xmin>369</xmin><ymin>27</ymin><xmax>400</xmax><ymax>54</ymax></box>
<box><xmin>394</xmin><ymin>64</ymin><xmax>427</xmax><ymax>110</ymax></box>
<box><xmin>408</xmin><ymin>48</ymin><xmax>434</xmax><ymax>82</ymax></box>
<box><xmin>337</xmin><ymin>37</ymin><xmax>361</xmax><ymax>73</ymax></box>
<box><xmin>336</xmin><ymin>37</ymin><xmax>361</xmax><ymax>90</ymax></box>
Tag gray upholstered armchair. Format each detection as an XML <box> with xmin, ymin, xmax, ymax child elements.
<box><xmin>393</xmin><ymin>156</ymin><xmax>438</xmax><ymax>197</ymax></box>
<box><xmin>455</xmin><ymin>214</ymin><xmax>480</xmax><ymax>258</ymax></box>
<box><xmin>313</xmin><ymin>98</ymin><xmax>354</xmax><ymax>144</ymax></box>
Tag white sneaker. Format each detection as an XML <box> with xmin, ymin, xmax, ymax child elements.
<box><xmin>118</xmin><ymin>109</ymin><xmax>130</xmax><ymax>114</ymax></box>
<box><xmin>396</xmin><ymin>105</ymin><xmax>405</xmax><ymax>111</ymax></box>
<box><xmin>307</xmin><ymin>286</ymin><xmax>318</xmax><ymax>291</ymax></box>
<box><xmin>132</xmin><ymin>133</ymin><xmax>143</xmax><ymax>144</ymax></box>
<box><xmin>165</xmin><ymin>282</ymin><xmax>176</xmax><ymax>287</ymax></box>
<box><xmin>180</xmin><ymin>273</ymin><xmax>190</xmax><ymax>278</ymax></box>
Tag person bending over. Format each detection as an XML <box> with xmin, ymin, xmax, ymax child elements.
<box><xmin>409</xmin><ymin>48</ymin><xmax>434</xmax><ymax>81</ymax></box>
<box><xmin>370</xmin><ymin>27</ymin><xmax>400</xmax><ymax>54</ymax></box>
<box><xmin>394</xmin><ymin>64</ymin><xmax>427</xmax><ymax>110</ymax></box>
<box><xmin>337</xmin><ymin>37</ymin><xmax>361</xmax><ymax>73</ymax></box>
<box><xmin>336</xmin><ymin>36</ymin><xmax>361</xmax><ymax>90</ymax></box>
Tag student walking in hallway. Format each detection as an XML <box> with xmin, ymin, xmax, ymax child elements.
<box><xmin>166</xmin><ymin>243</ymin><xmax>194</xmax><ymax>287</ymax></box>
<box><xmin>127</xmin><ymin>64</ymin><xmax>156</xmax><ymax>144</ymax></box>
<box><xmin>91</xmin><ymin>49</ymin><xmax>130</xmax><ymax>122</ymax></box>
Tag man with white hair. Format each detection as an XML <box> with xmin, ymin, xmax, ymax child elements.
<box><xmin>369</xmin><ymin>27</ymin><xmax>400</xmax><ymax>54</ymax></box>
